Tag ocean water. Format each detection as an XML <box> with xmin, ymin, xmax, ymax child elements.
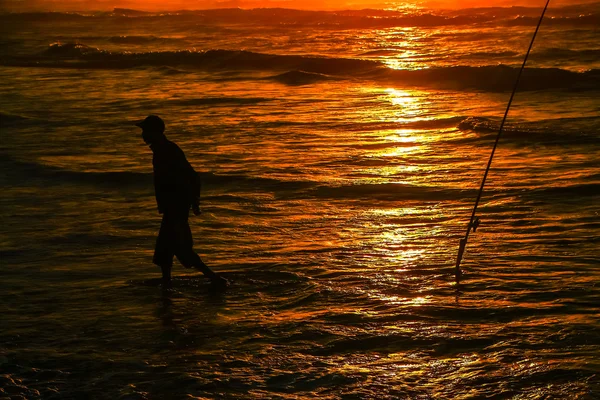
<box><xmin>1</xmin><ymin>4</ymin><xmax>599</xmax><ymax>399</ymax></box>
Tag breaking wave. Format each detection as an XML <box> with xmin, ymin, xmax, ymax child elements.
<box><xmin>457</xmin><ymin>116</ymin><xmax>600</xmax><ymax>146</ymax></box>
<box><xmin>0</xmin><ymin>152</ymin><xmax>484</xmax><ymax>202</ymax></box>
<box><xmin>5</xmin><ymin>45</ymin><xmax>599</xmax><ymax>92</ymax></box>
<box><xmin>40</xmin><ymin>42</ymin><xmax>104</xmax><ymax>57</ymax></box>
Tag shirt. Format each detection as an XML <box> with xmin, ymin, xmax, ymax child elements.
<box><xmin>150</xmin><ymin>138</ymin><xmax>200</xmax><ymax>214</ymax></box>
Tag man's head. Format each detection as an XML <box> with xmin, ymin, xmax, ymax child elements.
<box><xmin>136</xmin><ymin>115</ymin><xmax>166</xmax><ymax>144</ymax></box>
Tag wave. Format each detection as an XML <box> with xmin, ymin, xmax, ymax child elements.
<box><xmin>359</xmin><ymin>50</ymin><xmax>400</xmax><ymax>57</ymax></box>
<box><xmin>527</xmin><ymin>183</ymin><xmax>600</xmax><ymax>201</ymax></box>
<box><xmin>463</xmin><ymin>50</ymin><xmax>520</xmax><ymax>60</ymax></box>
<box><xmin>375</xmin><ymin>65</ymin><xmax>600</xmax><ymax>92</ymax></box>
<box><xmin>463</xmin><ymin>47</ymin><xmax>600</xmax><ymax>64</ymax></box>
<box><xmin>310</xmin><ymin>183</ymin><xmax>477</xmax><ymax>201</ymax></box>
<box><xmin>0</xmin><ymin>112</ymin><xmax>40</xmax><ymax>126</ymax></box>
<box><xmin>0</xmin><ymin>155</ymin><xmax>151</xmax><ymax>187</ymax></box>
<box><xmin>0</xmin><ymin>11</ymin><xmax>89</xmax><ymax>21</ymax></box>
<box><xmin>3</xmin><ymin>152</ymin><xmax>596</xmax><ymax>204</ymax></box>
<box><xmin>502</xmin><ymin>14</ymin><xmax>600</xmax><ymax>27</ymax></box>
<box><xmin>270</xmin><ymin>70</ymin><xmax>338</xmax><ymax>85</ymax></box>
<box><xmin>329</xmin><ymin>116</ymin><xmax>467</xmax><ymax>133</ymax></box>
<box><xmin>108</xmin><ymin>35</ymin><xmax>180</xmax><ymax>45</ymax></box>
<box><xmin>2</xmin><ymin>6</ymin><xmax>598</xmax><ymax>28</ymax></box>
<box><xmin>111</xmin><ymin>8</ymin><xmax>153</xmax><ymax>17</ymax></box>
<box><xmin>170</xmin><ymin>97</ymin><xmax>273</xmax><ymax>106</ymax></box>
<box><xmin>0</xmin><ymin>152</ymin><xmax>474</xmax><ymax>202</ymax></box>
<box><xmin>48</xmin><ymin>34</ymin><xmax>185</xmax><ymax>46</ymax></box>
<box><xmin>152</xmin><ymin>65</ymin><xmax>188</xmax><ymax>75</ymax></box>
<box><xmin>40</xmin><ymin>42</ymin><xmax>104</xmax><ymax>57</ymax></box>
<box><xmin>457</xmin><ymin>116</ymin><xmax>600</xmax><ymax>145</ymax></box>
<box><xmin>5</xmin><ymin>45</ymin><xmax>599</xmax><ymax>92</ymax></box>
<box><xmin>533</xmin><ymin>48</ymin><xmax>600</xmax><ymax>63</ymax></box>
<box><xmin>7</xmin><ymin>45</ymin><xmax>381</xmax><ymax>75</ymax></box>
<box><xmin>0</xmin><ymin>153</ymin><xmax>316</xmax><ymax>193</ymax></box>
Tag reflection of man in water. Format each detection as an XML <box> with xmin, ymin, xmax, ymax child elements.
<box><xmin>136</xmin><ymin>115</ymin><xmax>226</xmax><ymax>287</ymax></box>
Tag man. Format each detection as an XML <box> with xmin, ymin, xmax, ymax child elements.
<box><xmin>136</xmin><ymin>115</ymin><xmax>227</xmax><ymax>287</ymax></box>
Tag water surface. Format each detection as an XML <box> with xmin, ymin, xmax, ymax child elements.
<box><xmin>1</xmin><ymin>4</ymin><xmax>599</xmax><ymax>399</ymax></box>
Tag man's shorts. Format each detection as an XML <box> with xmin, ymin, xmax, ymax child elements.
<box><xmin>153</xmin><ymin>213</ymin><xmax>200</xmax><ymax>268</ymax></box>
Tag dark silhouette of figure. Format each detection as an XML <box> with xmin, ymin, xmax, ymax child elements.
<box><xmin>136</xmin><ymin>115</ymin><xmax>227</xmax><ymax>288</ymax></box>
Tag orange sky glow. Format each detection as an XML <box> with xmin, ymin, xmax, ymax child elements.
<box><xmin>2</xmin><ymin>0</ymin><xmax>595</xmax><ymax>12</ymax></box>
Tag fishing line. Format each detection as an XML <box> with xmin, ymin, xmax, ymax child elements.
<box><xmin>454</xmin><ymin>0</ymin><xmax>551</xmax><ymax>282</ymax></box>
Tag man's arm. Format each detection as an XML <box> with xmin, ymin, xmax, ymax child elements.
<box><xmin>173</xmin><ymin>144</ymin><xmax>202</xmax><ymax>215</ymax></box>
<box><xmin>183</xmin><ymin>158</ymin><xmax>202</xmax><ymax>215</ymax></box>
<box><xmin>153</xmin><ymin>173</ymin><xmax>166</xmax><ymax>214</ymax></box>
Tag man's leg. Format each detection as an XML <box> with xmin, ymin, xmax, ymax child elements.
<box><xmin>160</xmin><ymin>263</ymin><xmax>172</xmax><ymax>283</ymax></box>
<box><xmin>175</xmin><ymin>217</ymin><xmax>227</xmax><ymax>286</ymax></box>
<box><xmin>192</xmin><ymin>257</ymin><xmax>219</xmax><ymax>279</ymax></box>
<box><xmin>177</xmin><ymin>242</ymin><xmax>222</xmax><ymax>280</ymax></box>
<box><xmin>154</xmin><ymin>214</ymin><xmax>175</xmax><ymax>286</ymax></box>
<box><xmin>195</xmin><ymin>260</ymin><xmax>227</xmax><ymax>287</ymax></box>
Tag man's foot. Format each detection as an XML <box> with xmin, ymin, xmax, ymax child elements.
<box><xmin>210</xmin><ymin>275</ymin><xmax>229</xmax><ymax>289</ymax></box>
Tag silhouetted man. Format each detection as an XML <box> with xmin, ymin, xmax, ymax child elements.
<box><xmin>136</xmin><ymin>115</ymin><xmax>226</xmax><ymax>288</ymax></box>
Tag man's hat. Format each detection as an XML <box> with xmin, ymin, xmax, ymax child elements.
<box><xmin>135</xmin><ymin>115</ymin><xmax>165</xmax><ymax>132</ymax></box>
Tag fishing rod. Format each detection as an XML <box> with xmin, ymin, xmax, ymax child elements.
<box><xmin>454</xmin><ymin>0</ymin><xmax>551</xmax><ymax>283</ymax></box>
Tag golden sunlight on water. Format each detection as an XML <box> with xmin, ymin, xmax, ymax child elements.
<box><xmin>384</xmin><ymin>88</ymin><xmax>428</xmax><ymax>120</ymax></box>
<box><xmin>383</xmin><ymin>54</ymin><xmax>426</xmax><ymax>71</ymax></box>
<box><xmin>379</xmin><ymin>132</ymin><xmax>421</xmax><ymax>159</ymax></box>
<box><xmin>1</xmin><ymin>3</ymin><xmax>599</xmax><ymax>397</ymax></box>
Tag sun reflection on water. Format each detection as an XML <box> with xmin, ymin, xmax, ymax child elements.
<box><xmin>361</xmin><ymin>207</ymin><xmax>437</xmax><ymax>269</ymax></box>
<box><xmin>384</xmin><ymin>88</ymin><xmax>425</xmax><ymax>119</ymax></box>
<box><xmin>373</xmin><ymin>295</ymin><xmax>433</xmax><ymax>307</ymax></box>
<box><xmin>383</xmin><ymin>55</ymin><xmax>425</xmax><ymax>71</ymax></box>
